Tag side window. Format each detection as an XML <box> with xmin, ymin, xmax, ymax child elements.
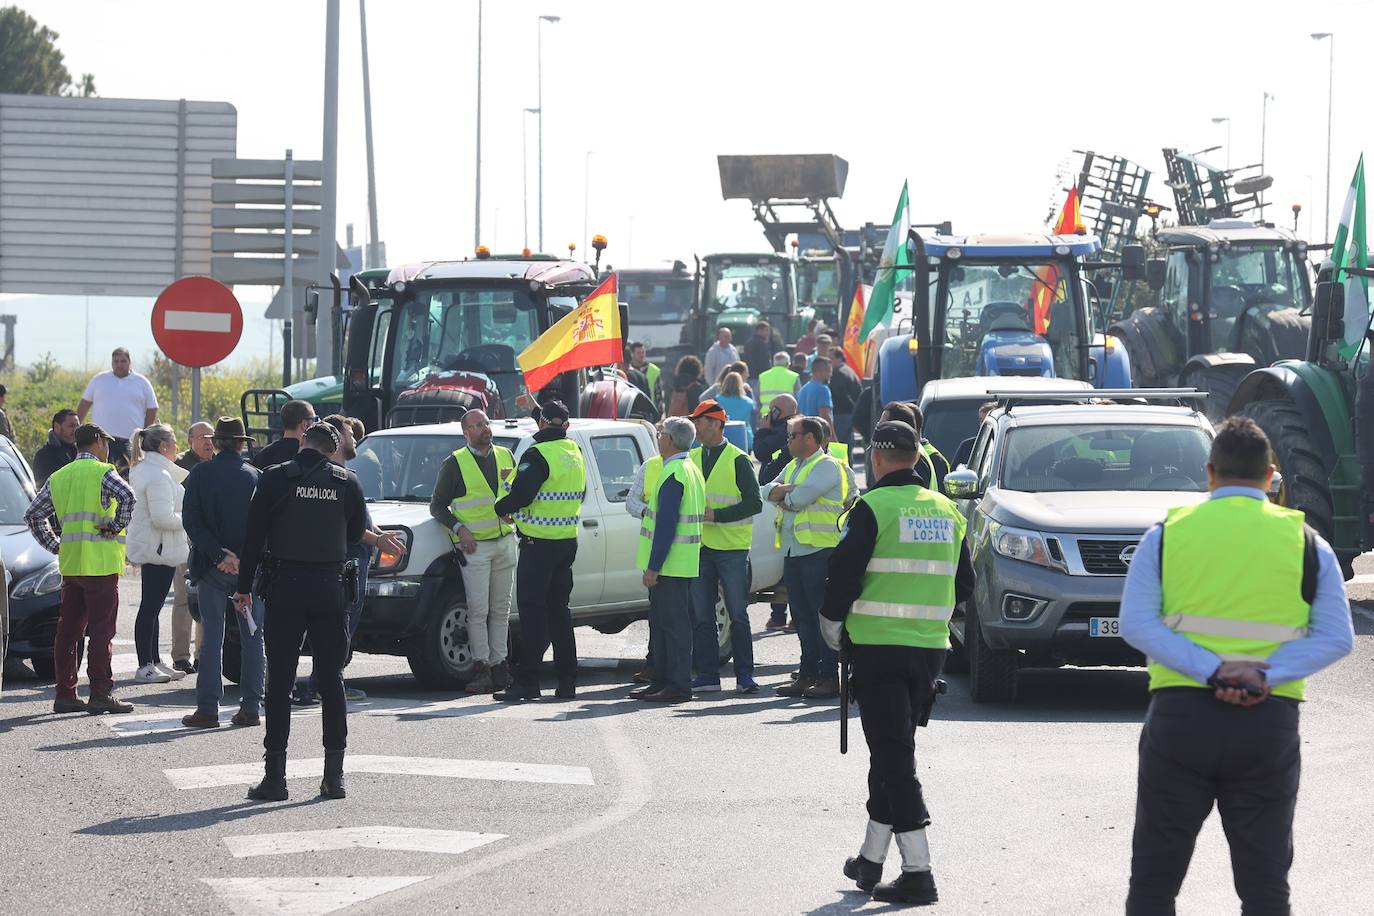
<box><xmin>974</xmin><ymin>427</ymin><xmax>997</xmax><ymax>489</ymax></box>
<box><xmin>589</xmin><ymin>435</ymin><xmax>643</xmax><ymax>503</ymax></box>
<box><xmin>1162</xmin><ymin>252</ymin><xmax>1190</xmax><ymax>336</ymax></box>
<box><xmin>369</xmin><ymin>308</ymin><xmax>392</xmax><ymax>381</ymax></box>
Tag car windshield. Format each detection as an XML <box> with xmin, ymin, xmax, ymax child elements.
<box><xmin>390</xmin><ymin>285</ymin><xmax>539</xmax><ymax>389</ymax></box>
<box><xmin>922</xmin><ymin>400</ymin><xmax>986</xmax><ymax>460</ymax></box>
<box><xmin>351</xmin><ymin>433</ymin><xmax>522</xmax><ymax>501</ymax></box>
<box><xmin>621</xmin><ymin>276</ymin><xmax>693</xmax><ymax>323</ymax></box>
<box><xmin>704</xmin><ymin>259</ymin><xmax>788</xmax><ymax>314</ymax></box>
<box><xmin>1210</xmin><ymin>243</ymin><xmax>1305</xmax><ymax>314</ymax></box>
<box><xmin>0</xmin><ymin>459</ymin><xmax>32</xmax><ymax>524</ymax></box>
<box><xmin>999</xmin><ymin>423</ymin><xmax>1211</xmax><ymax>493</ymax></box>
<box><xmin>940</xmin><ymin>260</ymin><xmax>1085</xmax><ymax>381</ymax></box>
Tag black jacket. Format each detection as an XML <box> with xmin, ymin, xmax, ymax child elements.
<box><xmin>250</xmin><ymin>436</ymin><xmax>299</xmax><ymax>471</ymax></box>
<box><xmin>821</xmin><ymin>467</ymin><xmax>974</xmax><ymax>623</ymax></box>
<box><xmin>493</xmin><ymin>426</ymin><xmax>573</xmax><ymax>518</ymax></box>
<box><xmin>31</xmin><ymin>431</ymin><xmax>76</xmax><ymax>487</ymax></box>
<box><xmin>183</xmin><ymin>449</ymin><xmax>261</xmax><ymax>583</ymax></box>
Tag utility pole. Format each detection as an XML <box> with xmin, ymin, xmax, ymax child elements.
<box><xmin>474</xmin><ymin>0</ymin><xmax>483</xmax><ymax>250</ymax></box>
<box><xmin>317</xmin><ymin>0</ymin><xmax>340</xmax><ymax>375</ymax></box>
<box><xmin>523</xmin><ymin>107</ymin><xmax>538</xmax><ymax>250</ymax></box>
<box><xmin>537</xmin><ymin>14</ymin><xmax>560</xmax><ymax>251</ymax></box>
<box><xmin>360</xmin><ymin>0</ymin><xmax>381</xmax><ymax>268</ymax></box>
<box><xmin>1312</xmin><ymin>32</ymin><xmax>1334</xmax><ymax>243</ymax></box>
<box><xmin>1260</xmin><ymin>91</ymin><xmax>1273</xmax><ymax>212</ymax></box>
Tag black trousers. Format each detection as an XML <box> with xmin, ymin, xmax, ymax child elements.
<box><xmin>851</xmin><ymin>643</ymin><xmax>945</xmax><ymax>833</ymax></box>
<box><xmin>514</xmin><ymin>536</ymin><xmax>578</xmax><ymax>689</ymax></box>
<box><xmin>1127</xmin><ymin>689</ymin><xmax>1301</xmax><ymax>916</ymax></box>
<box><xmin>262</xmin><ymin>564</ymin><xmax>349</xmax><ymax>755</ymax></box>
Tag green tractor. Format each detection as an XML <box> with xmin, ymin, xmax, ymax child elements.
<box><xmin>1229</xmin><ymin>272</ymin><xmax>1374</xmax><ymax>579</ymax></box>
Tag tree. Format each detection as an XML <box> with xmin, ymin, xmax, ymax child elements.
<box><xmin>0</xmin><ymin>6</ymin><xmax>95</xmax><ymax>96</ymax></box>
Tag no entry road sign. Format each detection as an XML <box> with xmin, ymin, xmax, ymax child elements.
<box><xmin>152</xmin><ymin>276</ymin><xmax>244</xmax><ymax>367</ymax></box>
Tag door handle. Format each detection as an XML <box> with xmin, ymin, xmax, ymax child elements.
<box><xmin>582</xmin><ymin>519</ymin><xmax>599</xmax><ymax>528</ymax></box>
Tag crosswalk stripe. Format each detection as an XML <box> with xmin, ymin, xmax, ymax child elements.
<box><xmin>1347</xmin><ymin>573</ymin><xmax>1374</xmax><ymax>586</ymax></box>
<box><xmin>201</xmin><ymin>875</ymin><xmax>429</xmax><ymax>916</ymax></box>
<box><xmin>165</xmin><ymin>754</ymin><xmax>595</xmax><ymax>790</ymax></box>
<box><xmin>224</xmin><ymin>825</ymin><xmax>505</xmax><ymax>858</ymax></box>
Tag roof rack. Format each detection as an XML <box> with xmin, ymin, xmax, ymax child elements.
<box><xmin>985</xmin><ymin>388</ymin><xmax>1207</xmax><ymax>412</ymax></box>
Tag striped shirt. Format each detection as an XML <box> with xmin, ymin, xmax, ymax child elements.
<box><xmin>24</xmin><ymin>453</ymin><xmax>136</xmax><ymax>555</ymax></box>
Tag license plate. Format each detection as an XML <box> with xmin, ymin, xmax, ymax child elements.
<box><xmin>1089</xmin><ymin>617</ymin><xmax>1120</xmax><ymax>638</ymax></box>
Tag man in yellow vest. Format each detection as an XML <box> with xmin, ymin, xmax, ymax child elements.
<box><xmin>631</xmin><ymin>416</ymin><xmax>705</xmax><ymax>702</ymax></box>
<box><xmin>429</xmin><ymin>409</ymin><xmax>517</xmax><ymax>694</ymax></box>
<box><xmin>819</xmin><ymin>421</ymin><xmax>974</xmax><ymax>905</ymax></box>
<box><xmin>759</xmin><ymin>352</ymin><xmax>800</xmax><ymax>406</ymax></box>
<box><xmin>625</xmin><ymin>426</ymin><xmax>665</xmax><ymax>686</ymax></box>
<box><xmin>765</xmin><ymin>415</ymin><xmax>846</xmax><ymax>699</ymax></box>
<box><xmin>24</xmin><ymin>423</ymin><xmax>138</xmax><ymax>714</ymax></box>
<box><xmin>494</xmin><ymin>400</ymin><xmax>587</xmax><ymax>702</ymax></box>
<box><xmin>627</xmin><ymin>341</ymin><xmax>661</xmax><ymax>406</ymax></box>
<box><xmin>1119</xmin><ymin>417</ymin><xmax>1352</xmax><ymax>915</ymax></box>
<box><xmin>686</xmin><ymin>400</ymin><xmax>762</xmax><ymax>693</ymax></box>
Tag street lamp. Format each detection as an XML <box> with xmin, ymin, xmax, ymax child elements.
<box><xmin>522</xmin><ymin>108</ymin><xmax>539</xmax><ymax>250</ymax></box>
<box><xmin>1260</xmin><ymin>92</ymin><xmax>1274</xmax><ymax>210</ymax></box>
<box><xmin>537</xmin><ymin>14</ymin><xmax>561</xmax><ymax>251</ymax></box>
<box><xmin>1211</xmin><ymin>116</ymin><xmax>1231</xmax><ymax>170</ymax></box>
<box><xmin>1311</xmin><ymin>32</ymin><xmax>1334</xmax><ymax>243</ymax></box>
<box><xmin>474</xmin><ymin>0</ymin><xmax>483</xmax><ymax>249</ymax></box>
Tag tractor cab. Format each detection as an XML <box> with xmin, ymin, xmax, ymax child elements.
<box><xmin>683</xmin><ymin>252</ymin><xmax>808</xmax><ymax>356</ymax></box>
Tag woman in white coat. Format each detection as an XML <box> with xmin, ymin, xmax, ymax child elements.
<box><xmin>126</xmin><ymin>424</ymin><xmax>191</xmax><ymax>683</ymax></box>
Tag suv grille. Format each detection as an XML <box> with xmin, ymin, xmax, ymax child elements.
<box><xmin>1077</xmin><ymin>539</ymin><xmax>1137</xmax><ymax>575</ymax></box>
<box><xmin>1064</xmin><ymin>602</ymin><xmax>1120</xmax><ymax>620</ymax></box>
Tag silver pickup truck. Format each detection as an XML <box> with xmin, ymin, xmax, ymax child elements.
<box><xmin>353</xmin><ymin>417</ymin><xmax>785</xmax><ymax>688</ymax></box>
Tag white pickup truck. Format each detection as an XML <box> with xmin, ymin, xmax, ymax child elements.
<box><xmin>350</xmin><ymin>417</ymin><xmax>785</xmax><ymax>688</ymax></box>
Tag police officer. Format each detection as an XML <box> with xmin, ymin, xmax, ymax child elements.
<box><xmin>820</xmin><ymin>421</ymin><xmax>974</xmax><ymax>905</ymax></box>
<box><xmin>879</xmin><ymin>401</ymin><xmax>950</xmax><ymax>491</ymax></box>
<box><xmin>1119</xmin><ymin>417</ymin><xmax>1353</xmax><ymax>915</ymax></box>
<box><xmin>493</xmin><ymin>400</ymin><xmax>586</xmax><ymax>702</ymax></box>
<box><xmin>235</xmin><ymin>422</ymin><xmax>367</xmax><ymax>802</ymax></box>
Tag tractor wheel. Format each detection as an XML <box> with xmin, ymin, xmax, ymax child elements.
<box><xmin>1192</xmin><ymin>365</ymin><xmax>1246</xmax><ymax>425</ymax></box>
<box><xmin>1236</xmin><ymin>399</ymin><xmax>1337</xmax><ymax>546</ymax></box>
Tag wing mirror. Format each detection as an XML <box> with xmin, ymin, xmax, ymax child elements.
<box><xmin>1121</xmin><ymin>244</ymin><xmax>1147</xmax><ymax>281</ymax></box>
<box><xmin>1145</xmin><ymin>257</ymin><xmax>1166</xmax><ymax>292</ymax></box>
<box><xmin>943</xmin><ymin>468</ymin><xmax>981</xmax><ymax>500</ymax></box>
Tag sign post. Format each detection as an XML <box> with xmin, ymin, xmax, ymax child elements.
<box><xmin>151</xmin><ymin>277</ymin><xmax>244</xmax><ymax>420</ymax></box>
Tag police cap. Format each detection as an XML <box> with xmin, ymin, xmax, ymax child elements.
<box><xmin>870</xmin><ymin>421</ymin><xmax>918</xmax><ymax>452</ymax></box>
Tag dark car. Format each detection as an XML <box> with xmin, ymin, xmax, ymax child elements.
<box><xmin>0</xmin><ymin>440</ymin><xmax>64</xmax><ymax>679</ymax></box>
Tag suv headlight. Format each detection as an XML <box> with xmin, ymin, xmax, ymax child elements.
<box><xmin>373</xmin><ymin>526</ymin><xmax>413</xmax><ymax>573</ymax></box>
<box><xmin>989</xmin><ymin>521</ymin><xmax>1061</xmax><ymax>570</ymax></box>
<box><xmin>13</xmin><ymin>561</ymin><xmax>62</xmax><ymax>599</ymax></box>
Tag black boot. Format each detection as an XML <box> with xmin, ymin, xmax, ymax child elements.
<box><xmin>247</xmin><ymin>753</ymin><xmax>288</xmax><ymax>801</ymax></box>
<box><xmin>872</xmin><ymin>870</ymin><xmax>938</xmax><ymax>905</ymax></box>
<box><xmin>320</xmin><ymin>750</ymin><xmax>346</xmax><ymax>800</ymax></box>
<box><xmin>843</xmin><ymin>855</ymin><xmax>884</xmax><ymax>893</ymax></box>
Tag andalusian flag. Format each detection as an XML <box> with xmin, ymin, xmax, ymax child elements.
<box><xmin>1332</xmin><ymin>155</ymin><xmax>1368</xmax><ymax>359</ymax></box>
<box><xmin>1032</xmin><ymin>188</ymin><xmax>1083</xmax><ymax>334</ymax></box>
<box><xmin>518</xmin><ymin>273</ymin><xmax>622</xmax><ymax>391</ymax></box>
<box><xmin>841</xmin><ymin>282</ymin><xmax>867</xmax><ymax>376</ymax></box>
<box><xmin>861</xmin><ymin>181</ymin><xmax>910</xmax><ymax>339</ymax></box>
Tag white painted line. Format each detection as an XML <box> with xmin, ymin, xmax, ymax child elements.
<box><xmin>362</xmin><ymin>697</ymin><xmax>569</xmax><ymax>722</ymax></box>
<box><xmin>165</xmin><ymin>754</ymin><xmax>595</xmax><ymax>790</ymax></box>
<box><xmin>224</xmin><ymin>825</ymin><xmax>504</xmax><ymax>858</ymax></box>
<box><xmin>164</xmin><ymin>310</ymin><xmax>232</xmax><ymax>333</ymax></box>
<box><xmin>201</xmin><ymin>876</ymin><xmax>428</xmax><ymax>916</ymax></box>
<box><xmin>1346</xmin><ymin>573</ymin><xmax>1374</xmax><ymax>586</ymax></box>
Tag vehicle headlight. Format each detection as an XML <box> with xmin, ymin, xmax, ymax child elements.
<box><xmin>989</xmin><ymin>522</ymin><xmax>1059</xmax><ymax>570</ymax></box>
<box><xmin>13</xmin><ymin>561</ymin><xmax>62</xmax><ymax>599</ymax></box>
<box><xmin>373</xmin><ymin>526</ymin><xmax>413</xmax><ymax>573</ymax></box>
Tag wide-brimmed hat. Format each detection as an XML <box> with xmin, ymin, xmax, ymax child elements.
<box><xmin>212</xmin><ymin>416</ymin><xmax>255</xmax><ymax>443</ymax></box>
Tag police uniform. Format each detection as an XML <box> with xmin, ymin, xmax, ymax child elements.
<box><xmin>820</xmin><ymin>421</ymin><xmax>975</xmax><ymax>905</ymax></box>
<box><xmin>237</xmin><ymin>428</ymin><xmax>367</xmax><ymax>800</ymax></box>
<box><xmin>493</xmin><ymin>402</ymin><xmax>587</xmax><ymax>701</ymax></box>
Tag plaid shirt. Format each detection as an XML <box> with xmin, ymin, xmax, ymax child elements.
<box><xmin>24</xmin><ymin>453</ymin><xmax>137</xmax><ymax>555</ymax></box>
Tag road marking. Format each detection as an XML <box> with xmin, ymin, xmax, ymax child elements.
<box><xmin>164</xmin><ymin>309</ymin><xmax>233</xmax><ymax>333</ymax></box>
<box><xmin>201</xmin><ymin>876</ymin><xmax>428</xmax><ymax>916</ymax></box>
<box><xmin>165</xmin><ymin>755</ymin><xmax>595</xmax><ymax>790</ymax></box>
<box><xmin>1347</xmin><ymin>573</ymin><xmax>1374</xmax><ymax>587</ymax></box>
<box><xmin>224</xmin><ymin>825</ymin><xmax>505</xmax><ymax>858</ymax></box>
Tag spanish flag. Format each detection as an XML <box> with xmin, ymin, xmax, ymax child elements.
<box><xmin>518</xmin><ymin>273</ymin><xmax>623</xmax><ymax>392</ymax></box>
<box><xmin>1031</xmin><ymin>188</ymin><xmax>1084</xmax><ymax>334</ymax></box>
<box><xmin>841</xmin><ymin>282</ymin><xmax>867</xmax><ymax>376</ymax></box>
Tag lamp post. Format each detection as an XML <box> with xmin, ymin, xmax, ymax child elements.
<box><xmin>522</xmin><ymin>107</ymin><xmax>538</xmax><ymax>250</ymax></box>
<box><xmin>1311</xmin><ymin>32</ymin><xmax>1334</xmax><ymax>243</ymax></box>
<box><xmin>1260</xmin><ymin>91</ymin><xmax>1273</xmax><ymax>210</ymax></box>
<box><xmin>474</xmin><ymin>0</ymin><xmax>483</xmax><ymax>249</ymax></box>
<box><xmin>1210</xmin><ymin>116</ymin><xmax>1231</xmax><ymax>170</ymax></box>
<box><xmin>537</xmin><ymin>14</ymin><xmax>561</xmax><ymax>251</ymax></box>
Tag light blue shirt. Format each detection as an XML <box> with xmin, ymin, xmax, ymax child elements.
<box><xmin>1119</xmin><ymin>486</ymin><xmax>1354</xmax><ymax>688</ymax></box>
<box><xmin>761</xmin><ymin>450</ymin><xmax>842</xmax><ymax>558</ymax></box>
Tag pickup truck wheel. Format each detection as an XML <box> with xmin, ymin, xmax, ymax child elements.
<box><xmin>943</xmin><ymin>605</ymin><xmax>969</xmax><ymax>674</ymax></box>
<box><xmin>716</xmin><ymin>597</ymin><xmax>733</xmax><ymax>665</ymax></box>
<box><xmin>967</xmin><ymin>599</ymin><xmax>1017</xmax><ymax>703</ymax></box>
<box><xmin>406</xmin><ymin>599</ymin><xmax>475</xmax><ymax>690</ymax></box>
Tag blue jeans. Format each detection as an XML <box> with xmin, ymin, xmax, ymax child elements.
<box><xmin>689</xmin><ymin>547</ymin><xmax>753</xmax><ymax>681</ymax></box>
<box><xmin>784</xmin><ymin>550</ymin><xmax>837</xmax><ymax>679</ymax></box>
<box><xmin>195</xmin><ymin>579</ymin><xmax>266</xmax><ymax>716</ymax></box>
<box><xmin>307</xmin><ymin>549</ymin><xmax>370</xmax><ymax>694</ymax></box>
<box><xmin>834</xmin><ymin>413</ymin><xmax>854</xmax><ymax>462</ymax></box>
<box><xmin>648</xmin><ymin>575</ymin><xmax>693</xmax><ymax>694</ymax></box>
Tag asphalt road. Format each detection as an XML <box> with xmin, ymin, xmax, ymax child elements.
<box><xmin>2</xmin><ymin>557</ymin><xmax>1372</xmax><ymax>916</ymax></box>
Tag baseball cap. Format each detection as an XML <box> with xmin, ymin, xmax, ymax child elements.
<box><xmin>75</xmin><ymin>423</ymin><xmax>114</xmax><ymax>448</ymax></box>
<box><xmin>870</xmin><ymin>421</ymin><xmax>918</xmax><ymax>452</ymax></box>
<box><xmin>689</xmin><ymin>399</ymin><xmax>727</xmax><ymax>422</ymax></box>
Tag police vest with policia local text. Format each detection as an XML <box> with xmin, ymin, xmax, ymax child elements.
<box><xmin>269</xmin><ymin>458</ymin><xmax>352</xmax><ymax>564</ymax></box>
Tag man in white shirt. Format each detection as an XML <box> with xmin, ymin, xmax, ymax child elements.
<box><xmin>77</xmin><ymin>347</ymin><xmax>159</xmax><ymax>470</ymax></box>
<box><xmin>703</xmin><ymin>327</ymin><xmax>740</xmax><ymax>387</ymax></box>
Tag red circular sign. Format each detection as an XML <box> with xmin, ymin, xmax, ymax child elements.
<box><xmin>151</xmin><ymin>276</ymin><xmax>244</xmax><ymax>368</ymax></box>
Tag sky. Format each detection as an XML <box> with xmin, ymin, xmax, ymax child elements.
<box><xmin>1</xmin><ymin>0</ymin><xmax>1368</xmax><ymax>369</ymax></box>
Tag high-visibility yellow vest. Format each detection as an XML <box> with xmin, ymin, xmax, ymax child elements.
<box><xmin>845</xmin><ymin>484</ymin><xmax>965</xmax><ymax>649</ymax></box>
<box><xmin>775</xmin><ymin>451</ymin><xmax>844</xmax><ymax>548</ymax></box>
<box><xmin>644</xmin><ymin>362</ymin><xmax>661</xmax><ymax>399</ymax></box>
<box><xmin>636</xmin><ymin>455</ymin><xmax>705</xmax><ymax>576</ymax></box>
<box><xmin>642</xmin><ymin>454</ymin><xmax>663</xmax><ymax>503</ymax></box>
<box><xmin>1152</xmin><ymin>496</ymin><xmax>1311</xmax><ymax>700</ymax></box>
<box><xmin>450</xmin><ymin>445</ymin><xmax>515</xmax><ymax>541</ymax></box>
<box><xmin>918</xmin><ymin>440</ymin><xmax>948</xmax><ymax>490</ymax></box>
<box><xmin>690</xmin><ymin>441</ymin><xmax>754</xmax><ymax>551</ymax></box>
<box><xmin>512</xmin><ymin>438</ymin><xmax>586</xmax><ymax>540</ymax></box>
<box><xmin>828</xmin><ymin>442</ymin><xmax>849</xmax><ymax>463</ymax></box>
<box><xmin>48</xmin><ymin>458</ymin><xmax>125</xmax><ymax>576</ymax></box>
<box><xmin>759</xmin><ymin>365</ymin><xmax>798</xmax><ymax>404</ymax></box>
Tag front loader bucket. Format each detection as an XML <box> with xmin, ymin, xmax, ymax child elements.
<box><xmin>717</xmin><ymin>154</ymin><xmax>849</xmax><ymax>201</ymax></box>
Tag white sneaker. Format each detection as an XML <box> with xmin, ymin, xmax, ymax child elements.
<box><xmin>134</xmin><ymin>663</ymin><xmax>172</xmax><ymax>684</ymax></box>
<box><xmin>154</xmin><ymin>663</ymin><xmax>186</xmax><ymax>681</ymax></box>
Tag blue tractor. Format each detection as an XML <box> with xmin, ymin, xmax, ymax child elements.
<box><xmin>870</xmin><ymin>231</ymin><xmax>1140</xmax><ymax>423</ymax></box>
